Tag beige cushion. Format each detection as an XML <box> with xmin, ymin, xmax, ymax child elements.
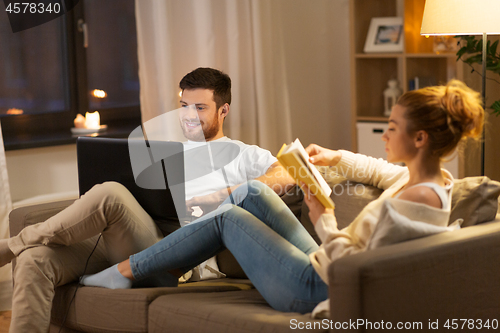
<box><xmin>450</xmin><ymin>176</ymin><xmax>500</xmax><ymax>227</ymax></box>
<box><xmin>329</xmin><ymin>180</ymin><xmax>383</xmax><ymax>230</ymax></box>
<box><xmin>148</xmin><ymin>290</ymin><xmax>327</xmax><ymax>333</ymax></box>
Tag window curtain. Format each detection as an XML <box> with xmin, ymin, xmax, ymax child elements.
<box><xmin>0</xmin><ymin>121</ymin><xmax>12</xmax><ymax>311</ymax></box>
<box><xmin>134</xmin><ymin>0</ymin><xmax>292</xmax><ymax>152</ymax></box>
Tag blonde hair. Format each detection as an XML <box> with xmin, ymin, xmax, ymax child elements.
<box><xmin>397</xmin><ymin>80</ymin><xmax>484</xmax><ymax>158</ymax></box>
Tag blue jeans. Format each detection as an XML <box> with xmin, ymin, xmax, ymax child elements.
<box><xmin>129</xmin><ymin>180</ymin><xmax>328</xmax><ymax>313</ymax></box>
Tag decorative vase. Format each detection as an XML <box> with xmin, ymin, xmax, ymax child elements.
<box><xmin>383</xmin><ymin>79</ymin><xmax>402</xmax><ymax>117</ymax></box>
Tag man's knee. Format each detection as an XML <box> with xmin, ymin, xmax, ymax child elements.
<box><xmin>14</xmin><ymin>247</ymin><xmax>59</xmax><ymax>286</ymax></box>
<box><xmin>246</xmin><ymin>180</ymin><xmax>270</xmax><ymax>197</ymax></box>
<box><xmin>89</xmin><ymin>181</ymin><xmax>128</xmax><ymax>197</ymax></box>
<box><xmin>84</xmin><ymin>181</ymin><xmax>132</xmax><ymax>206</ymax></box>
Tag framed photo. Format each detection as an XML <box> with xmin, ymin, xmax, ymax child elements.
<box><xmin>364</xmin><ymin>17</ymin><xmax>404</xmax><ymax>53</ymax></box>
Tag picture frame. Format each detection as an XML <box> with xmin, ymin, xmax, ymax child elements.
<box><xmin>364</xmin><ymin>17</ymin><xmax>404</xmax><ymax>53</ymax></box>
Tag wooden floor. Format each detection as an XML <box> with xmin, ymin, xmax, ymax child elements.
<box><xmin>0</xmin><ymin>311</ymin><xmax>11</xmax><ymax>333</ymax></box>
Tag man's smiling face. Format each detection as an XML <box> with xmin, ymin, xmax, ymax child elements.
<box><xmin>179</xmin><ymin>88</ymin><xmax>224</xmax><ymax>142</ymax></box>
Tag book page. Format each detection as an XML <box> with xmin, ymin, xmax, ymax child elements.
<box><xmin>288</xmin><ymin>139</ymin><xmax>332</xmax><ymax>196</ymax></box>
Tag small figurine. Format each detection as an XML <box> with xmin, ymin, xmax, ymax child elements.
<box><xmin>383</xmin><ymin>79</ymin><xmax>402</xmax><ymax>117</ymax></box>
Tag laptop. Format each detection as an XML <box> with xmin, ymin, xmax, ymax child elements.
<box><xmin>76</xmin><ymin>137</ymin><xmax>185</xmax><ymax>236</ymax></box>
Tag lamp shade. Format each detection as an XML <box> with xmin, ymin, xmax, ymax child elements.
<box><xmin>421</xmin><ymin>0</ymin><xmax>500</xmax><ymax>35</ymax></box>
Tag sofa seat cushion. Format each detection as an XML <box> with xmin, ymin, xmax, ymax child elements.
<box><xmin>148</xmin><ymin>289</ymin><xmax>328</xmax><ymax>333</ymax></box>
<box><xmin>50</xmin><ymin>279</ymin><xmax>254</xmax><ymax>333</ymax></box>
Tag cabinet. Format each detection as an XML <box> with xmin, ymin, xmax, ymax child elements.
<box><xmin>356</xmin><ymin>122</ymin><xmax>388</xmax><ymax>159</ymax></box>
<box><xmin>350</xmin><ymin>0</ymin><xmax>462</xmax><ymax>176</ymax></box>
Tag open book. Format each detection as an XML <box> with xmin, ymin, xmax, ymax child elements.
<box><xmin>277</xmin><ymin>139</ymin><xmax>335</xmax><ymax>209</ymax></box>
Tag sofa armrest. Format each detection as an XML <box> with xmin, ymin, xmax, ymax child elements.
<box><xmin>328</xmin><ymin>220</ymin><xmax>500</xmax><ymax>331</ymax></box>
<box><xmin>8</xmin><ymin>200</ymin><xmax>76</xmax><ymax>282</ymax></box>
<box><xmin>9</xmin><ymin>200</ymin><xmax>75</xmax><ymax>237</ymax></box>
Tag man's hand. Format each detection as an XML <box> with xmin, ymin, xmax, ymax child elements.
<box><xmin>185</xmin><ymin>160</ymin><xmax>296</xmax><ymax>219</ymax></box>
<box><xmin>305</xmin><ymin>144</ymin><xmax>342</xmax><ymax>167</ymax></box>
<box><xmin>186</xmin><ymin>189</ymin><xmax>229</xmax><ymax>218</ymax></box>
<box><xmin>301</xmin><ymin>182</ymin><xmax>334</xmax><ymax>226</ymax></box>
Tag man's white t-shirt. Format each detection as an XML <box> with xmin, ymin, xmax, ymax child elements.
<box><xmin>181</xmin><ymin>136</ymin><xmax>277</xmax><ymax>280</ymax></box>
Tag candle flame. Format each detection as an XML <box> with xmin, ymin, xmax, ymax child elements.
<box><xmin>7</xmin><ymin>108</ymin><xmax>23</xmax><ymax>115</ymax></box>
<box><xmin>92</xmin><ymin>89</ymin><xmax>107</xmax><ymax>99</ymax></box>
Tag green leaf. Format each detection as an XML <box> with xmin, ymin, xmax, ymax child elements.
<box><xmin>455</xmin><ymin>37</ymin><xmax>500</xmax><ymax>113</ymax></box>
<box><xmin>486</xmin><ymin>60</ymin><xmax>500</xmax><ymax>74</ymax></box>
<box><xmin>465</xmin><ymin>54</ymin><xmax>483</xmax><ymax>65</ymax></box>
<box><xmin>490</xmin><ymin>100</ymin><xmax>500</xmax><ymax>116</ymax></box>
<box><xmin>490</xmin><ymin>40</ymin><xmax>499</xmax><ymax>57</ymax></box>
<box><xmin>456</xmin><ymin>46</ymin><xmax>468</xmax><ymax>60</ymax></box>
<box><xmin>477</xmin><ymin>39</ymin><xmax>484</xmax><ymax>53</ymax></box>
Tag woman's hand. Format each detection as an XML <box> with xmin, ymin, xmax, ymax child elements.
<box><xmin>305</xmin><ymin>144</ymin><xmax>341</xmax><ymax>166</ymax></box>
<box><xmin>301</xmin><ymin>182</ymin><xmax>334</xmax><ymax>226</ymax></box>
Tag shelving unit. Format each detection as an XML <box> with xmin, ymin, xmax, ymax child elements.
<box><xmin>350</xmin><ymin>0</ymin><xmax>460</xmax><ymax>149</ymax></box>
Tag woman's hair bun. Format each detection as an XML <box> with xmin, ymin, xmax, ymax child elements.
<box><xmin>441</xmin><ymin>80</ymin><xmax>483</xmax><ymax>140</ymax></box>
<box><xmin>397</xmin><ymin>79</ymin><xmax>484</xmax><ymax>158</ymax></box>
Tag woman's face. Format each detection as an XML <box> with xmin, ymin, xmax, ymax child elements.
<box><xmin>382</xmin><ymin>104</ymin><xmax>418</xmax><ymax>163</ymax></box>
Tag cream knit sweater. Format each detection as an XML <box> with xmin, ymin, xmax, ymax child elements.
<box><xmin>309</xmin><ymin>150</ymin><xmax>454</xmax><ymax>317</ymax></box>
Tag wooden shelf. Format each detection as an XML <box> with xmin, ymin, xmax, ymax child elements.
<box><xmin>350</xmin><ymin>0</ymin><xmax>460</xmax><ymax>154</ymax></box>
<box><xmin>405</xmin><ymin>53</ymin><xmax>456</xmax><ymax>58</ymax></box>
<box><xmin>355</xmin><ymin>53</ymin><xmax>403</xmax><ymax>59</ymax></box>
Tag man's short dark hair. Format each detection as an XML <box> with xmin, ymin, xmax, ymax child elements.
<box><xmin>179</xmin><ymin>67</ymin><xmax>231</xmax><ymax>110</ymax></box>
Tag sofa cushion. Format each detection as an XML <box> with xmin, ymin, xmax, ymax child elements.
<box><xmin>148</xmin><ymin>289</ymin><xmax>328</xmax><ymax>333</ymax></box>
<box><xmin>450</xmin><ymin>176</ymin><xmax>500</xmax><ymax>227</ymax></box>
<box><xmin>50</xmin><ymin>279</ymin><xmax>254</xmax><ymax>333</ymax></box>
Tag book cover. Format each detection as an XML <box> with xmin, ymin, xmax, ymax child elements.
<box><xmin>277</xmin><ymin>139</ymin><xmax>335</xmax><ymax>209</ymax></box>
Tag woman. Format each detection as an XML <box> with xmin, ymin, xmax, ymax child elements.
<box><xmin>82</xmin><ymin>80</ymin><xmax>484</xmax><ymax>317</ymax></box>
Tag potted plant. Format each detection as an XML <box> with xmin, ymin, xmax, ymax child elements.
<box><xmin>456</xmin><ymin>36</ymin><xmax>500</xmax><ymax>115</ymax></box>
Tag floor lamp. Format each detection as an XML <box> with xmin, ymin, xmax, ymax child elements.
<box><xmin>421</xmin><ymin>0</ymin><xmax>500</xmax><ymax>176</ymax></box>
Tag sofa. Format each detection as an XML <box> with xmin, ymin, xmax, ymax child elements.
<box><xmin>9</xmin><ymin>172</ymin><xmax>500</xmax><ymax>333</ymax></box>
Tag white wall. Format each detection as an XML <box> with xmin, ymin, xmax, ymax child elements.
<box><xmin>280</xmin><ymin>0</ymin><xmax>351</xmax><ymax>151</ymax></box>
<box><xmin>6</xmin><ymin>144</ymin><xmax>79</xmax><ymax>204</ymax></box>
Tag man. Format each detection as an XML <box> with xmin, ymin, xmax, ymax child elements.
<box><xmin>178</xmin><ymin>69</ymin><xmax>291</xmax><ymax>216</ymax></box>
<box><xmin>0</xmin><ymin>67</ymin><xmax>294</xmax><ymax>332</ymax></box>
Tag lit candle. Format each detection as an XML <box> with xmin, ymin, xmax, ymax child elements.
<box><xmin>92</xmin><ymin>89</ymin><xmax>107</xmax><ymax>99</ymax></box>
<box><xmin>85</xmin><ymin>111</ymin><xmax>100</xmax><ymax>129</ymax></box>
